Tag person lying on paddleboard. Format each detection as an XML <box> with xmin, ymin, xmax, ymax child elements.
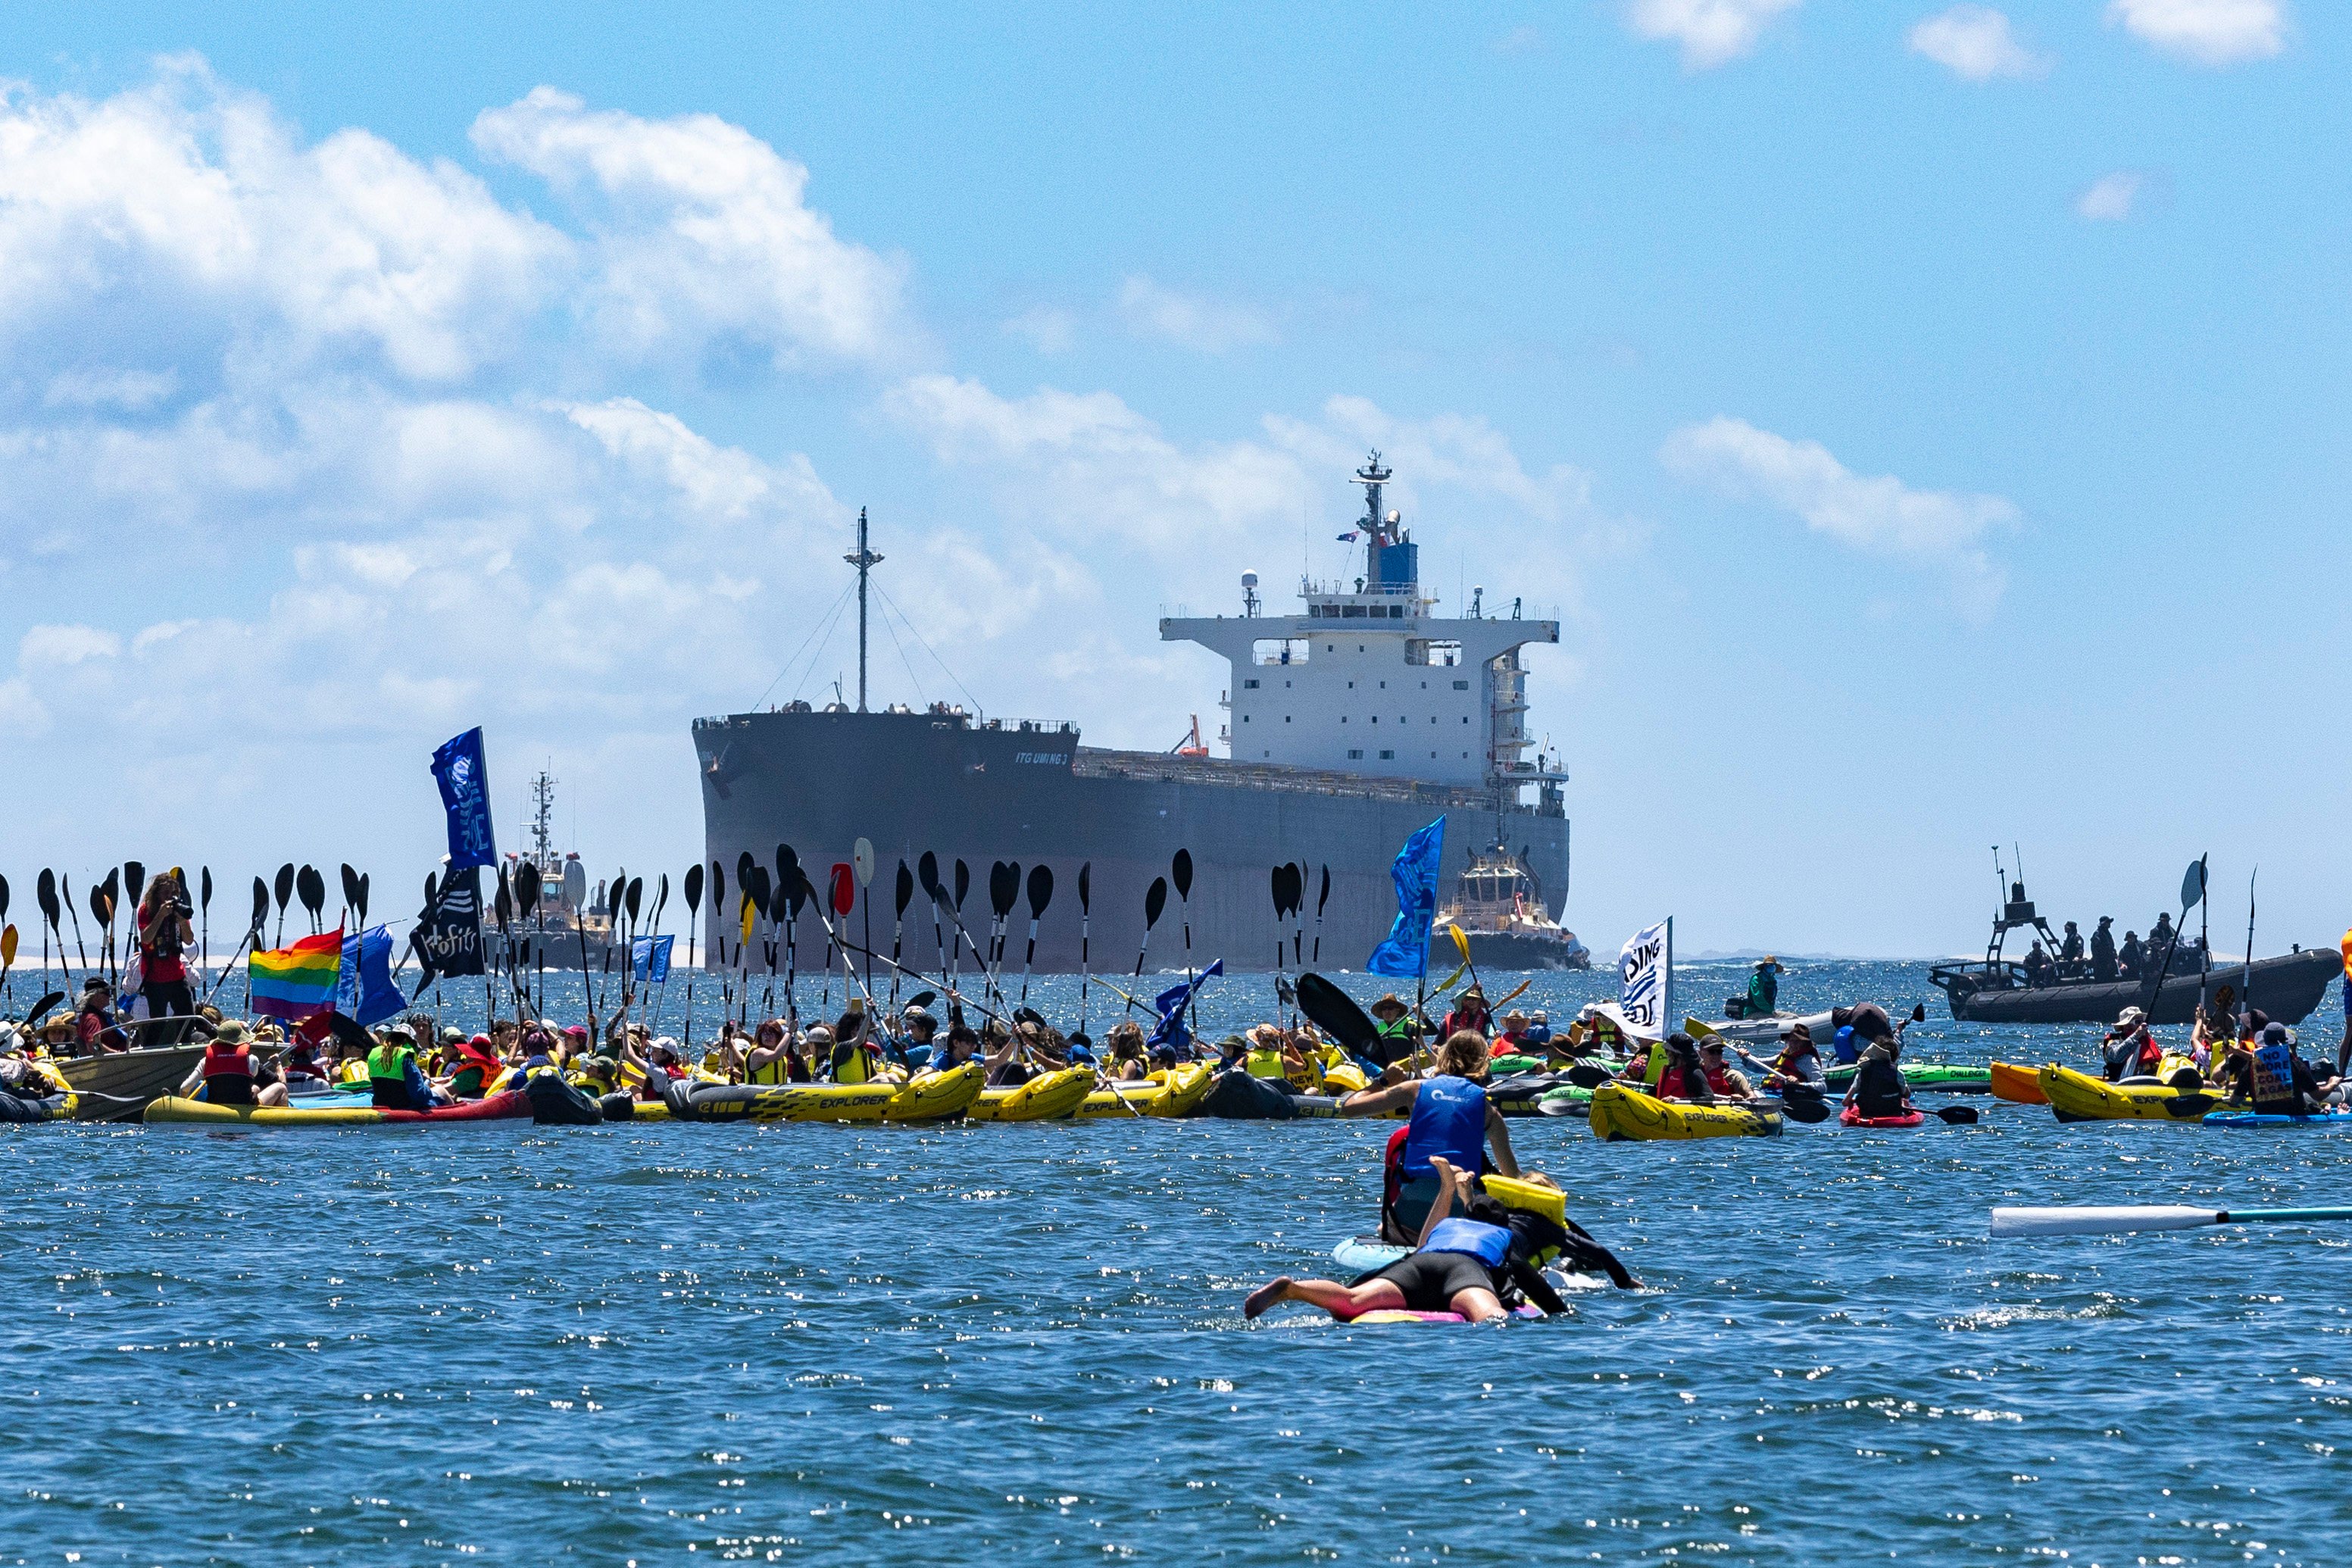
<box><xmin>1341</xmin><ymin>1031</ymin><xmax>1541</xmax><ymax>1241</ymax></box>
<box><xmin>1243</xmin><ymin>1157</ymin><xmax>1570</xmax><ymax>1325</ymax></box>
<box><xmin>1842</xmin><ymin>1035</ymin><xmax>1913</xmax><ymax>1121</ymax></box>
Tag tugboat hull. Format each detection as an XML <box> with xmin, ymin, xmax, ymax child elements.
<box><xmin>1431</xmin><ymin>928</ymin><xmax>1591</xmax><ymax>971</ymax></box>
<box><xmin>1936</xmin><ymin>948</ymin><xmax>2339</xmax><ymax>1026</ymax></box>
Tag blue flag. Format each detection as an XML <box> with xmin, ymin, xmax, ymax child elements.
<box><xmin>430</xmin><ymin>727</ymin><xmax>498</xmax><ymax>870</ymax></box>
<box><xmin>1367</xmin><ymin>816</ymin><xmax>1447</xmax><ymax>978</ymax></box>
<box><xmin>633</xmin><ymin>933</ymin><xmax>673</xmax><ymax>985</ymax></box>
<box><xmin>1149</xmin><ymin>958</ymin><xmax>1225</xmax><ymax>1054</ymax></box>
<box><xmin>336</xmin><ymin>924</ymin><xmax>408</xmax><ymax>1028</ymax></box>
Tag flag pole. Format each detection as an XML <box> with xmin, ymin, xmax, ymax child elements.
<box><xmin>1663</xmin><ymin>916</ymin><xmax>1675</xmax><ymax>1038</ymax></box>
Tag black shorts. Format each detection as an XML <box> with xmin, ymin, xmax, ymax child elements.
<box><xmin>1370</xmin><ymin>1251</ymin><xmax>1498</xmax><ymax>1313</ymax></box>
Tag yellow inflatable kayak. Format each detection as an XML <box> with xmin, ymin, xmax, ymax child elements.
<box><xmin>2037</xmin><ymin>1064</ymin><xmax>2219</xmax><ymax>1124</ymax></box>
<box><xmin>1073</xmin><ymin>1062</ymin><xmax>1214</xmax><ymax>1120</ymax></box>
<box><xmin>1588</xmin><ymin>1082</ymin><xmax>1782</xmax><ymax>1142</ymax></box>
<box><xmin>659</xmin><ymin>1062</ymin><xmax>985</xmax><ymax>1124</ymax></box>
<box><xmin>969</xmin><ymin>1064</ymin><xmax>1097</xmax><ymax>1123</ymax></box>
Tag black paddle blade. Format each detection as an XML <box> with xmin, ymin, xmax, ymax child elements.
<box><xmin>607</xmin><ymin>870</ymin><xmax>626</xmax><ymax>922</ymax></box>
<box><xmin>324</xmin><ymin>1011</ymin><xmax>373</xmax><ymax>1054</ymax></box>
<box><xmin>24</xmin><ymin>989</ymin><xmax>66</xmax><ymax>1026</ymax></box>
<box><xmin>785</xmin><ymin>867</ymin><xmax>809</xmax><ymax>918</ymax></box>
<box><xmin>200</xmin><ymin>867</ymin><xmax>211</xmax><ymax>911</ymax></box>
<box><xmin>494</xmin><ymin>866</ymin><xmax>513</xmax><ymax>929</ymax></box>
<box><xmin>953</xmin><ymin>860</ymin><xmax>970</xmax><ymax>910</ymax></box>
<box><xmin>1776</xmin><ymin>1092</ymin><xmax>1832</xmax><ymax>1125</ymax></box>
<box><xmin>736</xmin><ymin>851</ymin><xmax>755</xmax><ymax>898</ymax></box>
<box><xmin>1295</xmin><ymin>973</ymin><xmax>1376</xmax><ymax>1053</ymax></box>
<box><xmin>1317</xmin><ymin>864</ymin><xmax>1331</xmax><ymax>914</ymax></box>
<box><xmin>274</xmin><ymin>863</ymin><xmax>295</xmax><ymax>911</ymax></box>
<box><xmin>356</xmin><ymin>873</ymin><xmax>370</xmax><ymax>925</ymax></box>
<box><xmin>1911</xmin><ymin>1004</ymin><xmax>1928</xmax><ymax>1023</ymax></box>
<box><xmin>1563</xmin><ymin>1060</ymin><xmax>1613</xmax><ymax>1089</ymax></box>
<box><xmin>296</xmin><ymin>864</ymin><xmax>325</xmax><ymax>918</ymax></box>
<box><xmin>907</xmin><ymin>989</ymin><xmax>937</xmax><ymax>1010</ymax></box>
<box><xmin>626</xmin><ymin>876</ymin><xmax>643</xmax><ymax>924</ymax></box>
<box><xmin>709</xmin><ymin>861</ymin><xmax>725</xmax><ymax>914</ymax></box>
<box><xmin>249</xmin><ymin>876</ymin><xmax>268</xmax><ymax>932</ymax></box>
<box><xmin>1078</xmin><ymin>861</ymin><xmax>1091</xmax><ymax>912</ymax></box>
<box><xmin>86</xmin><ymin>883</ymin><xmax>108</xmax><ymax>926</ymax></box>
<box><xmin>36</xmin><ymin>868</ymin><xmax>57</xmax><ymax>927</ymax></box>
<box><xmin>102</xmin><ymin>867</ymin><xmax>119</xmax><ymax>908</ymax></box>
<box><xmin>989</xmin><ymin>861</ymin><xmax>1019</xmax><ymax>920</ymax></box>
<box><xmin>1143</xmin><ymin>876</ymin><xmax>1168</xmax><ymax>931</ymax></box>
<box><xmin>123</xmin><ymin>862</ymin><xmax>144</xmax><ymax>912</ymax></box>
<box><xmin>422</xmin><ymin>872</ymin><xmax>440</xmax><ymax>915</ymax></box>
<box><xmin>895</xmin><ymin>861</ymin><xmax>914</xmax><ymax>917</ymax></box>
<box><xmin>918</xmin><ymin>851</ymin><xmax>941</xmax><ymax>900</ymax></box>
<box><xmin>1934</xmin><ymin>1104</ymin><xmax>1982</xmax><ymax>1126</ymax></box>
<box><xmin>1172</xmin><ymin>848</ymin><xmax>1193</xmax><ymax>901</ymax></box>
<box><xmin>1270</xmin><ymin>866</ymin><xmax>1284</xmax><ymax>915</ymax></box>
<box><xmin>652</xmin><ymin>873</ymin><xmax>669</xmax><ymax>926</ymax></box>
<box><xmin>0</xmin><ymin>873</ymin><xmax>9</xmax><ymax>926</ymax></box>
<box><xmin>1026</xmin><ymin>864</ymin><xmax>1054</xmax><ymax>920</ymax></box>
<box><xmin>747</xmin><ymin>866</ymin><xmax>773</xmax><ymax>921</ymax></box>
<box><xmin>514</xmin><ymin>861</ymin><xmax>540</xmax><ymax>916</ymax></box>
<box><xmin>340</xmin><ymin>863</ymin><xmax>362</xmax><ymax>912</ymax></box>
<box><xmin>684</xmin><ymin>862</ymin><xmax>704</xmax><ymax>916</ymax></box>
<box><xmin>776</xmin><ymin>844</ymin><xmax>798</xmax><ymax>895</ymax></box>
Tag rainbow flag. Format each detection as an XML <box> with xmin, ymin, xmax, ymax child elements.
<box><xmin>249</xmin><ymin>929</ymin><xmax>345</xmax><ymax>1021</ymax></box>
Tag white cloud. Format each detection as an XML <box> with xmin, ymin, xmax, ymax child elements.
<box><xmin>1908</xmin><ymin>6</ymin><xmax>2050</xmax><ymax>80</ymax></box>
<box><xmin>2076</xmin><ymin>170</ymin><xmax>2146</xmax><ymax>220</ymax></box>
<box><xmin>1116</xmin><ymin>276</ymin><xmax>1276</xmax><ymax>353</ymax></box>
<box><xmin>470</xmin><ymin>87</ymin><xmax>912</xmax><ymax>370</ymax></box>
<box><xmin>1660</xmin><ymin>417</ymin><xmax>2016</xmax><ymax>614</ymax></box>
<box><xmin>1624</xmin><ymin>0</ymin><xmax>1801</xmax><ymax>70</ymax></box>
<box><xmin>1002</xmin><ymin>305</ymin><xmax>1076</xmax><ymax>355</ymax></box>
<box><xmin>20</xmin><ymin>625</ymin><xmax>121</xmax><ymax>667</ymax></box>
<box><xmin>2107</xmin><ymin>0</ymin><xmax>2285</xmax><ymax>66</ymax></box>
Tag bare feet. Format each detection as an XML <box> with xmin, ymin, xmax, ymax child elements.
<box><xmin>1244</xmin><ymin>1277</ymin><xmax>1293</xmax><ymax>1320</ymax></box>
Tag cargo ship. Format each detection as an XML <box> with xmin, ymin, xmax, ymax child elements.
<box><xmin>692</xmin><ymin>457</ymin><xmax>1573</xmax><ymax>974</ymax></box>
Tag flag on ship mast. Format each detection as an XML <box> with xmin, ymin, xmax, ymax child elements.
<box><xmin>1367</xmin><ymin>817</ymin><xmax>1445</xmax><ymax>979</ymax></box>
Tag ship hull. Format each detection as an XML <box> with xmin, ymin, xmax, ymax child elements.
<box><xmin>693</xmin><ymin>711</ymin><xmax>1570</xmax><ymax>976</ymax></box>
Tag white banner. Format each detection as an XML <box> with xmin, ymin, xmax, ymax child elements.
<box><xmin>1619</xmin><ymin>920</ymin><xmax>1669</xmax><ymax>1038</ymax></box>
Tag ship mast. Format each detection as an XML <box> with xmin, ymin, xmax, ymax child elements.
<box><xmin>529</xmin><ymin>768</ymin><xmax>556</xmax><ymax>871</ymax></box>
<box><xmin>844</xmin><ymin>507</ymin><xmax>883</xmax><ymax>713</ymax></box>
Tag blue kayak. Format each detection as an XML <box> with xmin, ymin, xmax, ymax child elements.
<box><xmin>2203</xmin><ymin>1110</ymin><xmax>2352</xmax><ymax>1129</ymax></box>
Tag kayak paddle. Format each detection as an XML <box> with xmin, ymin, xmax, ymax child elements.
<box><xmin>1991</xmin><ymin>1204</ymin><xmax>2352</xmax><ymax>1238</ymax></box>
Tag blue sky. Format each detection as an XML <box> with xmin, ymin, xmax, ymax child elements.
<box><xmin>0</xmin><ymin>1</ymin><xmax>2336</xmax><ymax>959</ymax></box>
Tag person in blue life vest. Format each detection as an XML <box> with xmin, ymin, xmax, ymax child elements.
<box><xmin>1338</xmin><ymin>1030</ymin><xmax>1545</xmax><ymax>1242</ymax></box>
<box><xmin>1242</xmin><ymin>1156</ymin><xmax>1571</xmax><ymax>1323</ymax></box>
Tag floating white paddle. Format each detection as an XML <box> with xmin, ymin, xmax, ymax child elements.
<box><xmin>1991</xmin><ymin>1204</ymin><xmax>2352</xmax><ymax>1238</ymax></box>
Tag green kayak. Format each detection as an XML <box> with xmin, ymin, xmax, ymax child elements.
<box><xmin>1821</xmin><ymin>1063</ymin><xmax>1991</xmax><ymax>1093</ymax></box>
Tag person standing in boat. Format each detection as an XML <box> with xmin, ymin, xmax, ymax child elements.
<box><xmin>2057</xmin><ymin>922</ymin><xmax>2085</xmax><ymax>979</ymax></box>
<box><xmin>2091</xmin><ymin>917</ymin><xmax>2118</xmax><ymax>982</ymax></box>
<box><xmin>135</xmin><ymin>870</ymin><xmax>198</xmax><ymax>1042</ymax></box>
<box><xmin>2117</xmin><ymin>930</ymin><xmax>2142</xmax><ymax>979</ymax></box>
<box><xmin>2147</xmin><ymin>913</ymin><xmax>2178</xmax><ymax>972</ymax></box>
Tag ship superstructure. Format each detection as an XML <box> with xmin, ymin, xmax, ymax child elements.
<box><xmin>692</xmin><ymin>456</ymin><xmax>1573</xmax><ymax>973</ymax></box>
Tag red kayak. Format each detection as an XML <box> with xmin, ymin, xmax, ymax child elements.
<box><xmin>1840</xmin><ymin>1104</ymin><xmax>1926</xmax><ymax>1129</ymax></box>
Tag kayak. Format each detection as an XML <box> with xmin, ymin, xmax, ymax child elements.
<box><xmin>1989</xmin><ymin>1061</ymin><xmax>2048</xmax><ymax>1105</ymax></box>
<box><xmin>143</xmin><ymin>1090</ymin><xmax>530</xmax><ymax>1127</ymax></box>
<box><xmin>970</xmin><ymin>1065</ymin><xmax>1097</xmax><ymax>1123</ymax></box>
<box><xmin>1823</xmin><ymin>1063</ymin><xmax>1991</xmax><ymax>1093</ymax></box>
<box><xmin>663</xmin><ymin>1062</ymin><xmax>985</xmax><ymax>1124</ymax></box>
<box><xmin>1073</xmin><ymin>1063</ymin><xmax>1213</xmax><ymax>1120</ymax></box>
<box><xmin>2201</xmin><ymin>1109</ymin><xmax>2352</xmax><ymax>1129</ymax></box>
<box><xmin>1840</xmin><ymin>1104</ymin><xmax>1926</xmax><ymax>1129</ymax></box>
<box><xmin>0</xmin><ymin>1089</ymin><xmax>75</xmax><ymax>1123</ymax></box>
<box><xmin>2036</xmin><ymin>1064</ymin><xmax>2217</xmax><ymax>1125</ymax></box>
<box><xmin>1588</xmin><ymin>1082</ymin><xmax>1781</xmax><ymax>1142</ymax></box>
<box><xmin>1196</xmin><ymin>1070</ymin><xmax>1301</xmax><ymax>1120</ymax></box>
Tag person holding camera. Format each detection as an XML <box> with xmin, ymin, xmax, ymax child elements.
<box><xmin>137</xmin><ymin>868</ymin><xmax>198</xmax><ymax>1041</ymax></box>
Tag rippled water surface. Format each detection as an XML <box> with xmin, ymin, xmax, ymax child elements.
<box><xmin>8</xmin><ymin>960</ymin><xmax>2352</xmax><ymax>1565</ymax></box>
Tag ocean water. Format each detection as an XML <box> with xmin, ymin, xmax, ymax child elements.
<box><xmin>7</xmin><ymin>958</ymin><xmax>2352</xmax><ymax>1566</ymax></box>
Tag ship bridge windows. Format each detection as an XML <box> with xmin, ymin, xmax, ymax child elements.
<box><xmin>1253</xmin><ymin>639</ymin><xmax>1309</xmax><ymax>665</ymax></box>
<box><xmin>1407</xmin><ymin>639</ymin><xmax>1462</xmax><ymax>667</ymax></box>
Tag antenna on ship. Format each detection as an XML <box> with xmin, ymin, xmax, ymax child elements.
<box><xmin>845</xmin><ymin>507</ymin><xmax>884</xmax><ymax>714</ymax></box>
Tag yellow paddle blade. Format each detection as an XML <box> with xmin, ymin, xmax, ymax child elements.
<box><xmin>1</xmin><ymin>924</ymin><xmax>15</xmax><ymax>967</ymax></box>
<box><xmin>1493</xmin><ymin>979</ymin><xmax>1532</xmax><ymax>1009</ymax></box>
<box><xmin>739</xmin><ymin>892</ymin><xmax>757</xmax><ymax>946</ymax></box>
<box><xmin>1450</xmin><ymin>925</ymin><xmax>1472</xmax><ymax>964</ymax></box>
<box><xmin>1683</xmin><ymin>1015</ymin><xmax>1716</xmax><ymax>1039</ymax></box>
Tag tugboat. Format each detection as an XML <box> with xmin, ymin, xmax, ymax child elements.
<box><xmin>1426</xmin><ymin>845</ymin><xmax>1590</xmax><ymax>972</ymax></box>
<box><xmin>1928</xmin><ymin>871</ymin><xmax>2338</xmax><ymax>1026</ymax></box>
<box><xmin>498</xmin><ymin>770</ymin><xmax>616</xmax><ymax>970</ymax></box>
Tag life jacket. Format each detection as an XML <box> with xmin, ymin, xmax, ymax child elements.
<box><xmin>833</xmin><ymin>1042</ymin><xmax>878</xmax><ymax>1085</ymax></box>
<box><xmin>201</xmin><ymin>1043</ymin><xmax>254</xmax><ymax>1104</ymax></box>
<box><xmin>2132</xmin><ymin>1029</ymin><xmax>2162</xmax><ymax>1073</ymax></box>
<box><xmin>1656</xmin><ymin>1064</ymin><xmax>1689</xmax><ymax>1100</ymax></box>
<box><xmin>1420</xmin><ymin>1217</ymin><xmax>1512</xmax><ymax>1268</ymax></box>
<box><xmin>367</xmin><ymin>1042</ymin><xmax>417</xmax><ymax>1109</ymax></box>
<box><xmin>1245</xmin><ymin>1042</ymin><xmax>1288</xmax><ymax>1080</ymax></box>
<box><xmin>1399</xmin><ymin>1076</ymin><xmax>1486</xmax><ymax>1179</ymax></box>
<box><xmin>747</xmin><ymin>1051</ymin><xmax>786</xmax><ymax>1085</ymax></box>
<box><xmin>446</xmin><ymin>1048</ymin><xmax>502</xmax><ymax>1099</ymax></box>
<box><xmin>1702</xmin><ymin>1061</ymin><xmax>1737</xmax><ymax>1095</ymax></box>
